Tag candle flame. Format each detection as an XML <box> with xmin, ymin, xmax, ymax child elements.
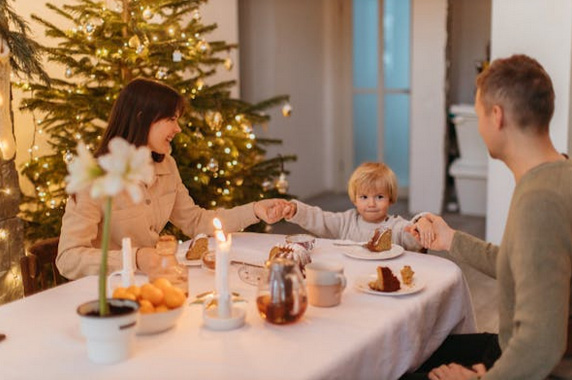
<box><xmin>213</xmin><ymin>217</ymin><xmax>222</xmax><ymax>230</ymax></box>
<box><xmin>215</xmin><ymin>229</ymin><xmax>226</xmax><ymax>243</ymax></box>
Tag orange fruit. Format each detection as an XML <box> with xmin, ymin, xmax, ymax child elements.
<box><xmin>112</xmin><ymin>287</ymin><xmax>137</xmax><ymax>301</ymax></box>
<box><xmin>139</xmin><ymin>299</ymin><xmax>155</xmax><ymax>314</ymax></box>
<box><xmin>152</xmin><ymin>278</ymin><xmax>172</xmax><ymax>292</ymax></box>
<box><xmin>127</xmin><ymin>285</ymin><xmax>141</xmax><ymax>299</ymax></box>
<box><xmin>155</xmin><ymin>304</ymin><xmax>169</xmax><ymax>313</ymax></box>
<box><xmin>140</xmin><ymin>283</ymin><xmax>164</xmax><ymax>306</ymax></box>
<box><xmin>164</xmin><ymin>287</ymin><xmax>185</xmax><ymax>309</ymax></box>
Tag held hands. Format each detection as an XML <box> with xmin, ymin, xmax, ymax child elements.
<box><xmin>428</xmin><ymin>363</ymin><xmax>486</xmax><ymax>380</ymax></box>
<box><xmin>406</xmin><ymin>213</ymin><xmax>456</xmax><ymax>251</ymax></box>
<box><xmin>254</xmin><ymin>199</ymin><xmax>292</xmax><ymax>224</ymax></box>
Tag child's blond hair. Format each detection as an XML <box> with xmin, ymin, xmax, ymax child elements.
<box><xmin>347</xmin><ymin>162</ymin><xmax>398</xmax><ymax>204</ymax></box>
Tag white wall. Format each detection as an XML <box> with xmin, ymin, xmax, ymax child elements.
<box><xmin>11</xmin><ymin>1</ymin><xmax>239</xmax><ymax>193</ymax></box>
<box><xmin>409</xmin><ymin>0</ymin><xmax>448</xmax><ymax>214</ymax></box>
<box><xmin>239</xmin><ymin>0</ymin><xmax>328</xmax><ymax>199</ymax></box>
<box><xmin>486</xmin><ymin>0</ymin><xmax>572</xmax><ymax>243</ymax></box>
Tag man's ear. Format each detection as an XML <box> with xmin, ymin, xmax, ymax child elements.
<box><xmin>491</xmin><ymin>104</ymin><xmax>504</xmax><ymax>130</ymax></box>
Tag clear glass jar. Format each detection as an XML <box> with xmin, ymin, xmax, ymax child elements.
<box><xmin>149</xmin><ymin>235</ymin><xmax>189</xmax><ymax>295</ymax></box>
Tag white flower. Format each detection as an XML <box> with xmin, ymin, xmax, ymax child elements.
<box><xmin>91</xmin><ymin>137</ymin><xmax>154</xmax><ymax>203</ymax></box>
<box><xmin>65</xmin><ymin>137</ymin><xmax>154</xmax><ymax>204</ymax></box>
<box><xmin>64</xmin><ymin>142</ymin><xmax>102</xmax><ymax>194</ymax></box>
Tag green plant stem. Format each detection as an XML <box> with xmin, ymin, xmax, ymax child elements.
<box><xmin>99</xmin><ymin>197</ymin><xmax>112</xmax><ymax>316</ymax></box>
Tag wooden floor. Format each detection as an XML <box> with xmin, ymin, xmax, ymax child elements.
<box><xmin>272</xmin><ymin>192</ymin><xmax>499</xmax><ymax>333</ymax></box>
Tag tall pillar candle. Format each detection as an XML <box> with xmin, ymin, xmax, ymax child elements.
<box><xmin>213</xmin><ymin>218</ymin><xmax>231</xmax><ymax>318</ymax></box>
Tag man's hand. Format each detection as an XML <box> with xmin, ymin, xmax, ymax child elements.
<box><xmin>405</xmin><ymin>213</ymin><xmax>456</xmax><ymax>251</ymax></box>
<box><xmin>283</xmin><ymin>201</ymin><xmax>297</xmax><ymax>220</ymax></box>
<box><xmin>254</xmin><ymin>199</ymin><xmax>291</xmax><ymax>224</ymax></box>
<box><xmin>429</xmin><ymin>363</ymin><xmax>486</xmax><ymax>380</ymax></box>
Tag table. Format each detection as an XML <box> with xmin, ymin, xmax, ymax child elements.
<box><xmin>0</xmin><ymin>233</ymin><xmax>476</xmax><ymax>380</ymax></box>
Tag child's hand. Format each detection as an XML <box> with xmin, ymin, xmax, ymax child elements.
<box><xmin>283</xmin><ymin>201</ymin><xmax>297</xmax><ymax>220</ymax></box>
<box><xmin>412</xmin><ymin>217</ymin><xmax>435</xmax><ymax>248</ymax></box>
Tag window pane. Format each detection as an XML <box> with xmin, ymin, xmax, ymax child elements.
<box><xmin>384</xmin><ymin>93</ymin><xmax>409</xmax><ymax>187</ymax></box>
<box><xmin>353</xmin><ymin>93</ymin><xmax>379</xmax><ymax>165</ymax></box>
<box><xmin>353</xmin><ymin>0</ymin><xmax>378</xmax><ymax>89</ymax></box>
<box><xmin>383</xmin><ymin>0</ymin><xmax>410</xmax><ymax>89</ymax></box>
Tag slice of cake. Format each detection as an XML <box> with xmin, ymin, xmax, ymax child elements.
<box><xmin>365</xmin><ymin>228</ymin><xmax>392</xmax><ymax>252</ymax></box>
<box><xmin>400</xmin><ymin>265</ymin><xmax>414</xmax><ymax>286</ymax></box>
<box><xmin>186</xmin><ymin>234</ymin><xmax>209</xmax><ymax>260</ymax></box>
<box><xmin>269</xmin><ymin>243</ymin><xmax>312</xmax><ymax>275</ymax></box>
<box><xmin>369</xmin><ymin>266</ymin><xmax>401</xmax><ymax>292</ymax></box>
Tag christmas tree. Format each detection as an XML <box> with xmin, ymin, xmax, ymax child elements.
<box><xmin>17</xmin><ymin>0</ymin><xmax>295</xmax><ymax>242</ymax></box>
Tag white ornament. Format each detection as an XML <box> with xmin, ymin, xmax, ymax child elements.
<box><xmin>224</xmin><ymin>57</ymin><xmax>233</xmax><ymax>71</ymax></box>
<box><xmin>275</xmin><ymin>173</ymin><xmax>289</xmax><ymax>194</ymax></box>
<box><xmin>172</xmin><ymin>50</ymin><xmax>182</xmax><ymax>62</ymax></box>
<box><xmin>197</xmin><ymin>40</ymin><xmax>210</xmax><ymax>53</ymax></box>
<box><xmin>282</xmin><ymin>103</ymin><xmax>292</xmax><ymax>117</ymax></box>
<box><xmin>207</xmin><ymin>158</ymin><xmax>219</xmax><ymax>172</ymax></box>
<box><xmin>142</xmin><ymin>7</ymin><xmax>154</xmax><ymax>20</ymax></box>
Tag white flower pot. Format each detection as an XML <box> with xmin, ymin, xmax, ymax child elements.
<box><xmin>77</xmin><ymin>298</ymin><xmax>139</xmax><ymax>364</ymax></box>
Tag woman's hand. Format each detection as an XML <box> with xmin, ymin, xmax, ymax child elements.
<box><xmin>254</xmin><ymin>199</ymin><xmax>291</xmax><ymax>224</ymax></box>
<box><xmin>283</xmin><ymin>201</ymin><xmax>297</xmax><ymax>220</ymax></box>
<box><xmin>429</xmin><ymin>363</ymin><xmax>486</xmax><ymax>380</ymax></box>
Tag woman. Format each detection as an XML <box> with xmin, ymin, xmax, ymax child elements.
<box><xmin>57</xmin><ymin>78</ymin><xmax>289</xmax><ymax>280</ymax></box>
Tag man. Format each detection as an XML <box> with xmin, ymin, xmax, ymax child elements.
<box><xmin>406</xmin><ymin>54</ymin><xmax>572</xmax><ymax>379</ymax></box>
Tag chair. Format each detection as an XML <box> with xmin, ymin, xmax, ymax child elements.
<box><xmin>20</xmin><ymin>237</ymin><xmax>67</xmax><ymax>296</ymax></box>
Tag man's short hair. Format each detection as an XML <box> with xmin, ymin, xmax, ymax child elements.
<box><xmin>347</xmin><ymin>162</ymin><xmax>398</xmax><ymax>204</ymax></box>
<box><xmin>476</xmin><ymin>54</ymin><xmax>554</xmax><ymax>132</ymax></box>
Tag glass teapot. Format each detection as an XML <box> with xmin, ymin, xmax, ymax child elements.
<box><xmin>256</xmin><ymin>257</ymin><xmax>307</xmax><ymax>324</ymax></box>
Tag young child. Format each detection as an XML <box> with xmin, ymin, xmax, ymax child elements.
<box><xmin>283</xmin><ymin>162</ymin><xmax>433</xmax><ymax>252</ymax></box>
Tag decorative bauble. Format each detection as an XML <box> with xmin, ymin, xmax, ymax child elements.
<box><xmin>85</xmin><ymin>21</ymin><xmax>96</xmax><ymax>35</ymax></box>
<box><xmin>205</xmin><ymin>111</ymin><xmax>223</xmax><ymax>131</ymax></box>
<box><xmin>207</xmin><ymin>158</ymin><xmax>219</xmax><ymax>173</ymax></box>
<box><xmin>193</xmin><ymin>130</ymin><xmax>204</xmax><ymax>140</ymax></box>
<box><xmin>142</xmin><ymin>7</ymin><xmax>154</xmax><ymax>20</ymax></box>
<box><xmin>128</xmin><ymin>35</ymin><xmax>141</xmax><ymax>49</ymax></box>
<box><xmin>196</xmin><ymin>40</ymin><xmax>210</xmax><ymax>53</ymax></box>
<box><xmin>172</xmin><ymin>50</ymin><xmax>182</xmax><ymax>62</ymax></box>
<box><xmin>195</xmin><ymin>79</ymin><xmax>205</xmax><ymax>90</ymax></box>
<box><xmin>155</xmin><ymin>68</ymin><xmax>168</xmax><ymax>80</ymax></box>
<box><xmin>65</xmin><ymin>67</ymin><xmax>73</xmax><ymax>78</ymax></box>
<box><xmin>63</xmin><ymin>151</ymin><xmax>74</xmax><ymax>164</ymax></box>
<box><xmin>262</xmin><ymin>179</ymin><xmax>273</xmax><ymax>191</ymax></box>
<box><xmin>275</xmin><ymin>173</ymin><xmax>289</xmax><ymax>194</ymax></box>
<box><xmin>234</xmin><ymin>176</ymin><xmax>244</xmax><ymax>186</ymax></box>
<box><xmin>192</xmin><ymin>9</ymin><xmax>201</xmax><ymax>21</ymax></box>
<box><xmin>224</xmin><ymin>57</ymin><xmax>233</xmax><ymax>71</ymax></box>
<box><xmin>241</xmin><ymin>120</ymin><xmax>253</xmax><ymax>134</ymax></box>
<box><xmin>282</xmin><ymin>103</ymin><xmax>293</xmax><ymax>117</ymax></box>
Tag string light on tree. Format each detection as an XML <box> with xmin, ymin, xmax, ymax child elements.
<box><xmin>282</xmin><ymin>103</ymin><xmax>293</xmax><ymax>117</ymax></box>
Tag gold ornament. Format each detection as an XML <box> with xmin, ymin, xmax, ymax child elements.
<box><xmin>241</xmin><ymin>120</ymin><xmax>253</xmax><ymax>134</ymax></box>
<box><xmin>261</xmin><ymin>180</ymin><xmax>273</xmax><ymax>191</ymax></box>
<box><xmin>128</xmin><ymin>35</ymin><xmax>141</xmax><ymax>49</ymax></box>
<box><xmin>282</xmin><ymin>103</ymin><xmax>293</xmax><ymax>117</ymax></box>
<box><xmin>224</xmin><ymin>57</ymin><xmax>234</xmax><ymax>71</ymax></box>
<box><xmin>205</xmin><ymin>111</ymin><xmax>223</xmax><ymax>131</ymax></box>
<box><xmin>142</xmin><ymin>7</ymin><xmax>154</xmax><ymax>20</ymax></box>
<box><xmin>196</xmin><ymin>40</ymin><xmax>211</xmax><ymax>53</ymax></box>
<box><xmin>155</xmin><ymin>68</ymin><xmax>168</xmax><ymax>80</ymax></box>
<box><xmin>192</xmin><ymin>9</ymin><xmax>201</xmax><ymax>21</ymax></box>
<box><xmin>275</xmin><ymin>173</ymin><xmax>289</xmax><ymax>194</ymax></box>
<box><xmin>235</xmin><ymin>176</ymin><xmax>244</xmax><ymax>186</ymax></box>
<box><xmin>207</xmin><ymin>158</ymin><xmax>219</xmax><ymax>172</ymax></box>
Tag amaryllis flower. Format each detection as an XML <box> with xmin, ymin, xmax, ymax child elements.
<box><xmin>64</xmin><ymin>142</ymin><xmax>103</xmax><ymax>194</ymax></box>
<box><xmin>91</xmin><ymin>137</ymin><xmax>154</xmax><ymax>203</ymax></box>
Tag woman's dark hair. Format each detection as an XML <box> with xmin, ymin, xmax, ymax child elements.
<box><xmin>95</xmin><ymin>78</ymin><xmax>186</xmax><ymax>162</ymax></box>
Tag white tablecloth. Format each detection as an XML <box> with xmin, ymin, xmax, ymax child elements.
<box><xmin>0</xmin><ymin>233</ymin><xmax>476</xmax><ymax>380</ymax></box>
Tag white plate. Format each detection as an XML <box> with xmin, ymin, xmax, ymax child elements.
<box><xmin>341</xmin><ymin>244</ymin><xmax>404</xmax><ymax>260</ymax></box>
<box><xmin>354</xmin><ymin>274</ymin><xmax>425</xmax><ymax>296</ymax></box>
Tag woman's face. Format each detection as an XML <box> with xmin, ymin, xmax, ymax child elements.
<box><xmin>147</xmin><ymin>115</ymin><xmax>181</xmax><ymax>154</ymax></box>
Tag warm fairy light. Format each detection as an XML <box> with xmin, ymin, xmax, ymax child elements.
<box><xmin>0</xmin><ymin>229</ymin><xmax>7</xmax><ymax>240</ymax></box>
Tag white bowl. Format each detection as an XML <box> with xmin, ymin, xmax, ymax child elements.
<box><xmin>137</xmin><ymin>306</ymin><xmax>185</xmax><ymax>335</ymax></box>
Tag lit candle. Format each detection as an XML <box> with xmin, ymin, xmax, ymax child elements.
<box><xmin>121</xmin><ymin>237</ymin><xmax>134</xmax><ymax>287</ymax></box>
<box><xmin>213</xmin><ymin>217</ymin><xmax>231</xmax><ymax>318</ymax></box>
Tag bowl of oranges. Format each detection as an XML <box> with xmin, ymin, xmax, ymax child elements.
<box><xmin>112</xmin><ymin>278</ymin><xmax>186</xmax><ymax>335</ymax></box>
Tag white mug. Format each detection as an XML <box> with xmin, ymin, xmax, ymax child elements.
<box><xmin>305</xmin><ymin>261</ymin><xmax>346</xmax><ymax>307</ymax></box>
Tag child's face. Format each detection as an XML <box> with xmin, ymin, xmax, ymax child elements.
<box><xmin>352</xmin><ymin>187</ymin><xmax>390</xmax><ymax>223</ymax></box>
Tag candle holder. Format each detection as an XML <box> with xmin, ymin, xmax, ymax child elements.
<box><xmin>202</xmin><ymin>293</ymin><xmax>246</xmax><ymax>331</ymax></box>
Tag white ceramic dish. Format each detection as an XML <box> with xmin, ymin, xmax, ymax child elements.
<box><xmin>137</xmin><ymin>306</ymin><xmax>185</xmax><ymax>335</ymax></box>
<box><xmin>341</xmin><ymin>244</ymin><xmax>404</xmax><ymax>260</ymax></box>
<box><xmin>354</xmin><ymin>274</ymin><xmax>425</xmax><ymax>296</ymax></box>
